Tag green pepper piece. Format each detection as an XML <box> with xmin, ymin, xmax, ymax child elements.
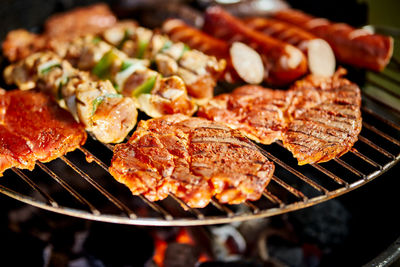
<box><xmin>117</xmin><ymin>29</ymin><xmax>132</xmax><ymax>49</ymax></box>
<box><xmin>132</xmin><ymin>75</ymin><xmax>157</xmax><ymax>98</ymax></box>
<box><xmin>120</xmin><ymin>61</ymin><xmax>133</xmax><ymax>72</ymax></box>
<box><xmin>92</xmin><ymin>50</ymin><xmax>118</xmax><ymax>80</ymax></box>
<box><xmin>113</xmin><ymin>83</ymin><xmax>121</xmax><ymax>93</ymax></box>
<box><xmin>136</xmin><ymin>39</ymin><xmax>149</xmax><ymax>59</ymax></box>
<box><xmin>40</xmin><ymin>63</ymin><xmax>61</xmax><ymax>75</ymax></box>
<box><xmin>57</xmin><ymin>76</ymin><xmax>69</xmax><ymax>101</ymax></box>
<box><xmin>178</xmin><ymin>44</ymin><xmax>190</xmax><ymax>60</ymax></box>
<box><xmin>92</xmin><ymin>36</ymin><xmax>102</xmax><ymax>44</ymax></box>
<box><xmin>160</xmin><ymin>40</ymin><xmax>173</xmax><ymax>52</ymax></box>
<box><xmin>91</xmin><ymin>93</ymin><xmax>123</xmax><ymax>116</ymax></box>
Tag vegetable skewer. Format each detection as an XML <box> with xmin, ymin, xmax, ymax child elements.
<box><xmin>55</xmin><ymin>35</ymin><xmax>197</xmax><ymax>117</ymax></box>
<box><xmin>4</xmin><ymin>52</ymin><xmax>137</xmax><ymax>144</ymax></box>
<box><xmin>100</xmin><ymin>22</ymin><xmax>226</xmax><ymax>103</ymax></box>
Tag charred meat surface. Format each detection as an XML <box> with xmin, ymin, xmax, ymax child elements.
<box><xmin>109</xmin><ymin>115</ymin><xmax>274</xmax><ymax>208</ymax></box>
<box><xmin>0</xmin><ymin>89</ymin><xmax>87</xmax><ymax>175</ymax></box>
<box><xmin>199</xmin><ymin>69</ymin><xmax>362</xmax><ymax>165</ymax></box>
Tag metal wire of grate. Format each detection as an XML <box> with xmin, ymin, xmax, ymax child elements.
<box><xmin>0</xmin><ymin>62</ymin><xmax>400</xmax><ymax>226</ymax></box>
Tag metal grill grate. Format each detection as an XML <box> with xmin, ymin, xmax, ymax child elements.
<box><xmin>1</xmin><ymin>62</ymin><xmax>400</xmax><ymax>226</ymax></box>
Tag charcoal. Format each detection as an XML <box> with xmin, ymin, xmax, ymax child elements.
<box><xmin>164</xmin><ymin>242</ymin><xmax>200</xmax><ymax>267</ymax></box>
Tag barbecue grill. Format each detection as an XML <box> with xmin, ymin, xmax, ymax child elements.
<box><xmin>1</xmin><ymin>0</ymin><xmax>400</xmax><ymax>265</ymax></box>
<box><xmin>1</xmin><ymin>87</ymin><xmax>399</xmax><ymax>226</ymax></box>
<box><xmin>0</xmin><ymin>29</ymin><xmax>399</xmax><ymax>227</ymax></box>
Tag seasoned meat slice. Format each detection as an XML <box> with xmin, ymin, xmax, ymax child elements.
<box><xmin>0</xmin><ymin>126</ymin><xmax>36</xmax><ymax>174</ymax></box>
<box><xmin>199</xmin><ymin>69</ymin><xmax>362</xmax><ymax>165</ymax></box>
<box><xmin>109</xmin><ymin>114</ymin><xmax>274</xmax><ymax>208</ymax></box>
<box><xmin>198</xmin><ymin>85</ymin><xmax>291</xmax><ymax>144</ymax></box>
<box><xmin>0</xmin><ymin>89</ymin><xmax>87</xmax><ymax>175</ymax></box>
<box><xmin>283</xmin><ymin>70</ymin><xmax>362</xmax><ymax>165</ymax></box>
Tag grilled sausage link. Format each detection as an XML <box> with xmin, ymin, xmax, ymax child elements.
<box><xmin>244</xmin><ymin>17</ymin><xmax>336</xmax><ymax>76</ymax></box>
<box><xmin>162</xmin><ymin>18</ymin><xmax>241</xmax><ymax>83</ymax></box>
<box><xmin>272</xmin><ymin>9</ymin><xmax>393</xmax><ymax>71</ymax></box>
<box><xmin>203</xmin><ymin>6</ymin><xmax>308</xmax><ymax>86</ymax></box>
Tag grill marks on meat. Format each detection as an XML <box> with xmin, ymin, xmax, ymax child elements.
<box><xmin>199</xmin><ymin>69</ymin><xmax>362</xmax><ymax>165</ymax></box>
<box><xmin>0</xmin><ymin>89</ymin><xmax>87</xmax><ymax>175</ymax></box>
<box><xmin>283</xmin><ymin>72</ymin><xmax>361</xmax><ymax>164</ymax></box>
<box><xmin>198</xmin><ymin>86</ymin><xmax>290</xmax><ymax>145</ymax></box>
<box><xmin>109</xmin><ymin>115</ymin><xmax>274</xmax><ymax>208</ymax></box>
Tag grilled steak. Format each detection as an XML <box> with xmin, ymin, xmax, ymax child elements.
<box><xmin>198</xmin><ymin>85</ymin><xmax>290</xmax><ymax>145</ymax></box>
<box><xmin>0</xmin><ymin>89</ymin><xmax>87</xmax><ymax>175</ymax></box>
<box><xmin>198</xmin><ymin>69</ymin><xmax>362</xmax><ymax>165</ymax></box>
<box><xmin>109</xmin><ymin>114</ymin><xmax>274</xmax><ymax>208</ymax></box>
<box><xmin>284</xmin><ymin>69</ymin><xmax>362</xmax><ymax>164</ymax></box>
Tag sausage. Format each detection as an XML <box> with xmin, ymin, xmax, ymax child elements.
<box><xmin>244</xmin><ymin>17</ymin><xmax>336</xmax><ymax>77</ymax></box>
<box><xmin>162</xmin><ymin>18</ymin><xmax>242</xmax><ymax>83</ymax></box>
<box><xmin>202</xmin><ymin>6</ymin><xmax>308</xmax><ymax>86</ymax></box>
<box><xmin>162</xmin><ymin>18</ymin><xmax>230</xmax><ymax>60</ymax></box>
<box><xmin>272</xmin><ymin>9</ymin><xmax>393</xmax><ymax>71</ymax></box>
<box><xmin>162</xmin><ymin>18</ymin><xmax>266</xmax><ymax>84</ymax></box>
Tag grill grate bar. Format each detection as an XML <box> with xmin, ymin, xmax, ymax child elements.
<box><xmin>36</xmin><ymin>162</ymin><xmax>100</xmax><ymax>215</ymax></box>
<box><xmin>362</xmin><ymin>106</ymin><xmax>400</xmax><ymax>132</ymax></box>
<box><xmin>86</xmin><ymin>136</ymin><xmax>176</xmax><ymax>220</ymax></box>
<box><xmin>169</xmin><ymin>193</ymin><xmax>205</xmax><ymax>219</ymax></box>
<box><xmin>210</xmin><ymin>199</ymin><xmax>235</xmax><ymax>217</ymax></box>
<box><xmin>366</xmin><ymin>77</ymin><xmax>400</xmax><ymax>99</ymax></box>
<box><xmin>138</xmin><ymin>195</ymin><xmax>173</xmax><ymax>220</ymax></box>
<box><xmin>362</xmin><ymin>92</ymin><xmax>400</xmax><ymax>115</ymax></box>
<box><xmin>362</xmin><ymin>122</ymin><xmax>400</xmax><ymax>146</ymax></box>
<box><xmin>59</xmin><ymin>156</ymin><xmax>137</xmax><ymax>219</ymax></box>
<box><xmin>350</xmin><ymin>149</ymin><xmax>382</xmax><ymax>169</ymax></box>
<box><xmin>244</xmin><ymin>201</ymin><xmax>260</xmax><ymax>214</ymax></box>
<box><xmin>271</xmin><ymin>175</ymin><xmax>308</xmax><ymax>200</ymax></box>
<box><xmin>262</xmin><ymin>190</ymin><xmax>284</xmax><ymax>207</ymax></box>
<box><xmin>78</xmin><ymin>147</ymin><xmax>109</xmax><ymax>171</ymax></box>
<box><xmin>375</xmin><ymin>71</ymin><xmax>400</xmax><ymax>87</ymax></box>
<box><xmin>334</xmin><ymin>158</ymin><xmax>365</xmax><ymax>178</ymax></box>
<box><xmin>310</xmin><ymin>163</ymin><xmax>349</xmax><ymax>187</ymax></box>
<box><xmin>263</xmin><ymin>149</ymin><xmax>329</xmax><ymax>194</ymax></box>
<box><xmin>358</xmin><ymin>135</ymin><xmax>395</xmax><ymax>159</ymax></box>
<box><xmin>11</xmin><ymin>167</ymin><xmax>58</xmax><ymax>208</ymax></box>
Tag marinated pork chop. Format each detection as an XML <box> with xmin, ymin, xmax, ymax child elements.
<box><xmin>283</xmin><ymin>70</ymin><xmax>362</xmax><ymax>164</ymax></box>
<box><xmin>0</xmin><ymin>89</ymin><xmax>87</xmax><ymax>175</ymax></box>
<box><xmin>199</xmin><ymin>69</ymin><xmax>362</xmax><ymax>165</ymax></box>
<box><xmin>109</xmin><ymin>114</ymin><xmax>274</xmax><ymax>208</ymax></box>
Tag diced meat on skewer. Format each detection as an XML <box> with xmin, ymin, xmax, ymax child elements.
<box><xmin>4</xmin><ymin>52</ymin><xmax>137</xmax><ymax>143</ymax></box>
